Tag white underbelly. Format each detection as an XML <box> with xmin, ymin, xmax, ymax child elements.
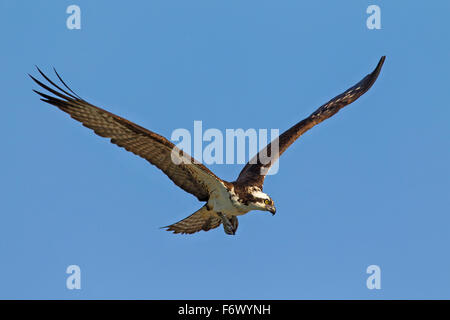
<box><xmin>208</xmin><ymin>188</ymin><xmax>249</xmax><ymax>216</ymax></box>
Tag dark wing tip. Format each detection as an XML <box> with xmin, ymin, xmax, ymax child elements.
<box><xmin>372</xmin><ymin>56</ymin><xmax>386</xmax><ymax>77</ymax></box>
<box><xmin>368</xmin><ymin>56</ymin><xmax>386</xmax><ymax>83</ymax></box>
<box><xmin>29</xmin><ymin>66</ymin><xmax>82</xmax><ymax>101</ymax></box>
<box><xmin>28</xmin><ymin>73</ymin><xmax>39</xmax><ymax>84</ymax></box>
<box><xmin>356</xmin><ymin>55</ymin><xmax>386</xmax><ymax>96</ymax></box>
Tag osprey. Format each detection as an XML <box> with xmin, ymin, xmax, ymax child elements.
<box><xmin>30</xmin><ymin>56</ymin><xmax>385</xmax><ymax>235</ymax></box>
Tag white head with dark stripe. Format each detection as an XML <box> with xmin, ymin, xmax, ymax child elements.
<box><xmin>246</xmin><ymin>187</ymin><xmax>276</xmax><ymax>214</ymax></box>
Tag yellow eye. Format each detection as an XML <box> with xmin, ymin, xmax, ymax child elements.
<box><xmin>264</xmin><ymin>199</ymin><xmax>270</xmax><ymax>205</ymax></box>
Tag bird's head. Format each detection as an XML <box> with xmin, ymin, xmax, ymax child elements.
<box><xmin>249</xmin><ymin>190</ymin><xmax>276</xmax><ymax>215</ymax></box>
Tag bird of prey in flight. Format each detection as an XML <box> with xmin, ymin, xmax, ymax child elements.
<box><xmin>30</xmin><ymin>56</ymin><xmax>385</xmax><ymax>235</ymax></box>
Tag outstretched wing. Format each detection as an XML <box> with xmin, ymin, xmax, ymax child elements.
<box><xmin>30</xmin><ymin>68</ymin><xmax>224</xmax><ymax>201</ymax></box>
<box><xmin>236</xmin><ymin>56</ymin><xmax>385</xmax><ymax>188</ymax></box>
<box><xmin>163</xmin><ymin>205</ymin><xmax>222</xmax><ymax>234</ymax></box>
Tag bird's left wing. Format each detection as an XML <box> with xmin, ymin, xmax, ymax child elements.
<box><xmin>236</xmin><ymin>56</ymin><xmax>385</xmax><ymax>188</ymax></box>
<box><xmin>30</xmin><ymin>68</ymin><xmax>224</xmax><ymax>201</ymax></box>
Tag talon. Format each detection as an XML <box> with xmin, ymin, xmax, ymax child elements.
<box><xmin>217</xmin><ymin>212</ymin><xmax>238</xmax><ymax>235</ymax></box>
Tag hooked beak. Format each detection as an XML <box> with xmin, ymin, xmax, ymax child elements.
<box><xmin>266</xmin><ymin>205</ymin><xmax>276</xmax><ymax>215</ymax></box>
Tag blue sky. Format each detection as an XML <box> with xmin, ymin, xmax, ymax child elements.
<box><xmin>1</xmin><ymin>1</ymin><xmax>449</xmax><ymax>299</ymax></box>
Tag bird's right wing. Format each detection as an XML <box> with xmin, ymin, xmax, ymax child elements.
<box><xmin>30</xmin><ymin>68</ymin><xmax>225</xmax><ymax>201</ymax></box>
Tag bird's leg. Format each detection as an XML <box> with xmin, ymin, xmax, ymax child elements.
<box><xmin>230</xmin><ymin>216</ymin><xmax>239</xmax><ymax>234</ymax></box>
<box><xmin>217</xmin><ymin>212</ymin><xmax>238</xmax><ymax>235</ymax></box>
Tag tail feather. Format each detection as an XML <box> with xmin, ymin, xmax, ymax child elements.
<box><xmin>162</xmin><ymin>205</ymin><xmax>222</xmax><ymax>234</ymax></box>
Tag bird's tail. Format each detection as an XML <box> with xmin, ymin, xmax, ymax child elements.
<box><xmin>162</xmin><ymin>205</ymin><xmax>222</xmax><ymax>234</ymax></box>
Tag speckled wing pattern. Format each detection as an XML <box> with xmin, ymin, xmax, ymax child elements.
<box><xmin>30</xmin><ymin>68</ymin><xmax>224</xmax><ymax>202</ymax></box>
<box><xmin>236</xmin><ymin>56</ymin><xmax>386</xmax><ymax>188</ymax></box>
<box><xmin>163</xmin><ymin>205</ymin><xmax>222</xmax><ymax>234</ymax></box>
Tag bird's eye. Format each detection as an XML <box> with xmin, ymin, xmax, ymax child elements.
<box><xmin>264</xmin><ymin>199</ymin><xmax>270</xmax><ymax>205</ymax></box>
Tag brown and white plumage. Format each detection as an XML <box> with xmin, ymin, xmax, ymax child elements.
<box><xmin>30</xmin><ymin>56</ymin><xmax>385</xmax><ymax>235</ymax></box>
